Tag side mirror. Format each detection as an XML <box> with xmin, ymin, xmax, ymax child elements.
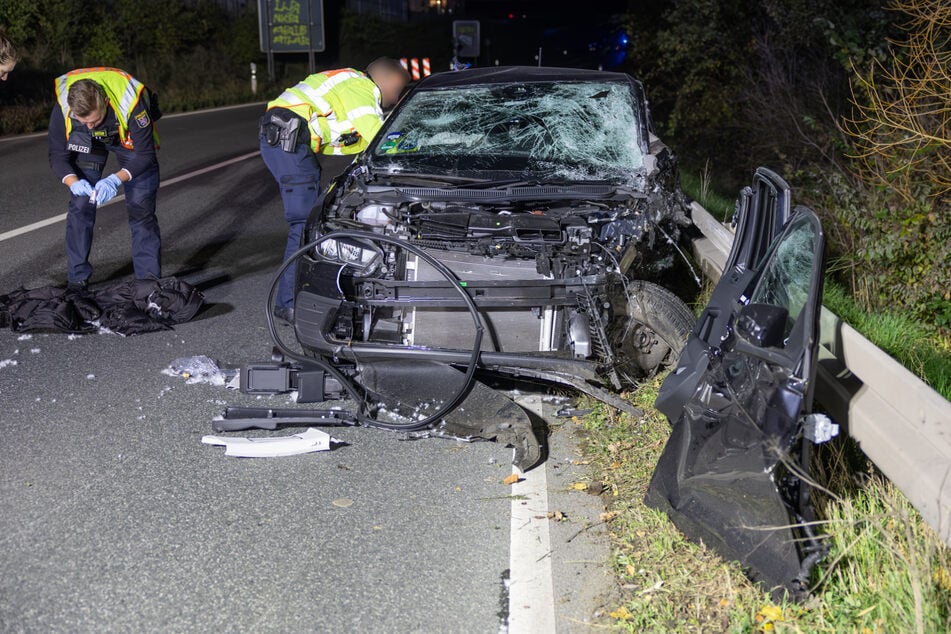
<box><xmin>735</xmin><ymin>303</ymin><xmax>788</xmax><ymax>349</ymax></box>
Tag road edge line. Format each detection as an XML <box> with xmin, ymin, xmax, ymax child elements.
<box><xmin>0</xmin><ymin>150</ymin><xmax>260</xmax><ymax>243</ymax></box>
<box><xmin>507</xmin><ymin>449</ymin><xmax>556</xmax><ymax>631</ymax></box>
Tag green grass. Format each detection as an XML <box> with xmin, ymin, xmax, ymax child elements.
<box><xmin>823</xmin><ymin>281</ymin><xmax>951</xmax><ymax>401</ymax></box>
<box><xmin>578</xmin><ymin>377</ymin><xmax>951</xmax><ymax>632</ymax></box>
<box><xmin>680</xmin><ymin>168</ymin><xmax>736</xmax><ymax>223</ymax></box>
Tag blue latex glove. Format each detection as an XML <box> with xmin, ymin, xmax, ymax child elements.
<box><xmin>93</xmin><ymin>174</ymin><xmax>123</xmax><ymax>206</ymax></box>
<box><xmin>68</xmin><ymin>179</ymin><xmax>93</xmax><ymax>197</ymax></box>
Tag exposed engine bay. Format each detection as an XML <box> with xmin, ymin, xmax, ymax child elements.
<box><xmin>299</xmin><ymin>183</ymin><xmax>692</xmax><ymax>385</ymax></box>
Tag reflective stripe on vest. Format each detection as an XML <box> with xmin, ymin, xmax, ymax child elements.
<box><xmin>266</xmin><ymin>68</ymin><xmax>383</xmax><ymax>155</ymax></box>
<box><xmin>55</xmin><ymin>68</ymin><xmax>154</xmax><ymax>150</ymax></box>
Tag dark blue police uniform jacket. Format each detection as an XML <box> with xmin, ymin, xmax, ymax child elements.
<box><xmin>47</xmin><ymin>102</ymin><xmax>162</xmax><ymax>283</ymax></box>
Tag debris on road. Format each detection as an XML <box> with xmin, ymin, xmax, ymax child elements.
<box><xmin>555</xmin><ymin>406</ymin><xmax>594</xmax><ymax>418</ymax></box>
<box><xmin>163</xmin><ymin>355</ymin><xmax>238</xmax><ymax>388</ymax></box>
<box><xmin>201</xmin><ymin>427</ymin><xmax>335</xmax><ymax>457</ymax></box>
<box><xmin>503</xmin><ymin>473</ymin><xmax>520</xmax><ymax>486</ymax></box>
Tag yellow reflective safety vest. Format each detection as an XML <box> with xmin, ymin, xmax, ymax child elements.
<box><xmin>55</xmin><ymin>67</ymin><xmax>158</xmax><ymax>150</ymax></box>
<box><xmin>267</xmin><ymin>68</ymin><xmax>383</xmax><ymax>155</ymax></box>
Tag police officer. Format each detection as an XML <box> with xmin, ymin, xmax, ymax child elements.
<box><xmin>260</xmin><ymin>57</ymin><xmax>409</xmax><ymax>323</ymax></box>
<box><xmin>48</xmin><ymin>67</ymin><xmax>161</xmax><ymax>291</ymax></box>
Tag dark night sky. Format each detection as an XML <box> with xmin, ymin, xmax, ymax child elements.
<box><xmin>462</xmin><ymin>0</ymin><xmax>630</xmax><ymax>21</ymax></box>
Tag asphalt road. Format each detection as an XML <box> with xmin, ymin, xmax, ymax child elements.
<box><xmin>0</xmin><ymin>104</ymin><xmax>613</xmax><ymax>632</ymax></box>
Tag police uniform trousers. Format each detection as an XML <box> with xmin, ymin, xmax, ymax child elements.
<box><xmin>66</xmin><ymin>151</ymin><xmax>161</xmax><ymax>283</ymax></box>
<box><xmin>259</xmin><ymin>135</ymin><xmax>321</xmax><ymax>310</ymax></box>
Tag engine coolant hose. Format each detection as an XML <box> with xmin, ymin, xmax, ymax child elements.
<box><xmin>265</xmin><ymin>230</ymin><xmax>485</xmax><ymax>432</ymax></box>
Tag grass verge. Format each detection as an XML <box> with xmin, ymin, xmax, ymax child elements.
<box><xmin>579</xmin><ymin>377</ymin><xmax>951</xmax><ymax>632</ymax></box>
<box><xmin>822</xmin><ymin>281</ymin><xmax>951</xmax><ymax>400</ymax></box>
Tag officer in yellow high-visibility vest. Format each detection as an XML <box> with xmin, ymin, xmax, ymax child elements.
<box><xmin>259</xmin><ymin>57</ymin><xmax>409</xmax><ymax>323</ymax></box>
<box><xmin>48</xmin><ymin>67</ymin><xmax>161</xmax><ymax>291</ymax></box>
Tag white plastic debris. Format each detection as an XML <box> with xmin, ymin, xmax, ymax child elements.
<box><xmin>201</xmin><ymin>428</ymin><xmax>335</xmax><ymax>458</ymax></box>
<box><xmin>803</xmin><ymin>413</ymin><xmax>840</xmax><ymax>444</ymax></box>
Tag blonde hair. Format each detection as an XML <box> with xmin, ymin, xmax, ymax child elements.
<box><xmin>0</xmin><ymin>32</ymin><xmax>17</xmax><ymax>65</ymax></box>
<box><xmin>67</xmin><ymin>79</ymin><xmax>108</xmax><ymax>117</ymax></box>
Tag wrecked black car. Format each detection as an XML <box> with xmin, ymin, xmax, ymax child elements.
<box><xmin>296</xmin><ymin>66</ymin><xmax>695</xmax><ymax>383</ymax></box>
<box><xmin>226</xmin><ymin>67</ymin><xmax>696</xmax><ymax>469</ymax></box>
<box><xmin>284</xmin><ymin>67</ymin><xmax>694</xmax><ymax>457</ymax></box>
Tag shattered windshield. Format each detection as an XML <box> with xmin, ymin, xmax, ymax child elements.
<box><xmin>369</xmin><ymin>81</ymin><xmax>644</xmax><ymax>184</ymax></box>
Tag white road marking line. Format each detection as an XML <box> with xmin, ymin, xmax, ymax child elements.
<box><xmin>507</xmin><ymin>395</ymin><xmax>556</xmax><ymax>633</ymax></box>
<box><xmin>160</xmin><ymin>101</ymin><xmax>266</xmax><ymax>120</ymax></box>
<box><xmin>0</xmin><ymin>102</ymin><xmax>266</xmax><ymax>144</ymax></box>
<box><xmin>0</xmin><ymin>150</ymin><xmax>261</xmax><ymax>243</ymax></box>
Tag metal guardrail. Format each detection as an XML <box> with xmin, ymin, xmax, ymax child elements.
<box><xmin>689</xmin><ymin>201</ymin><xmax>951</xmax><ymax>545</ymax></box>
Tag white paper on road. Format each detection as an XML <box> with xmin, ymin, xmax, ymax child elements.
<box><xmin>201</xmin><ymin>427</ymin><xmax>334</xmax><ymax>457</ymax></box>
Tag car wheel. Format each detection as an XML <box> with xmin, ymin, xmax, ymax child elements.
<box><xmin>615</xmin><ymin>280</ymin><xmax>695</xmax><ymax>380</ymax></box>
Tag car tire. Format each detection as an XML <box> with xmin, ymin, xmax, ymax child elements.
<box><xmin>617</xmin><ymin>280</ymin><xmax>695</xmax><ymax>379</ymax></box>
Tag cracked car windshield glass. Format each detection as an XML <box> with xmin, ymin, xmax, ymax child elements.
<box><xmin>370</xmin><ymin>82</ymin><xmax>643</xmax><ymax>183</ymax></box>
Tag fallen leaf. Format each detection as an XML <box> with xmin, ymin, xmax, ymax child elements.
<box><xmin>756</xmin><ymin>604</ymin><xmax>784</xmax><ymax>631</ymax></box>
<box><xmin>599</xmin><ymin>511</ymin><xmax>619</xmax><ymax>522</ymax></box>
<box><xmin>332</xmin><ymin>498</ymin><xmax>354</xmax><ymax>508</ymax></box>
<box><xmin>547</xmin><ymin>510</ymin><xmax>566</xmax><ymax>521</ymax></box>
<box><xmin>570</xmin><ymin>482</ymin><xmax>588</xmax><ymax>491</ymax></box>
<box><xmin>609</xmin><ymin>606</ymin><xmax>632</xmax><ymax>621</ymax></box>
<box><xmin>586</xmin><ymin>481</ymin><xmax>605</xmax><ymax>495</ymax></box>
<box><xmin>625</xmin><ymin>564</ymin><xmax>636</xmax><ymax>576</ymax></box>
<box><xmin>503</xmin><ymin>473</ymin><xmax>520</xmax><ymax>485</ymax></box>
<box><xmin>719</xmin><ymin>598</ymin><xmax>731</xmax><ymax>608</ymax></box>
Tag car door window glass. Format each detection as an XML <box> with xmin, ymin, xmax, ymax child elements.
<box><xmin>748</xmin><ymin>214</ymin><xmax>817</xmax><ymax>336</ymax></box>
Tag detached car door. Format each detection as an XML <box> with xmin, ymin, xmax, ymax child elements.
<box><xmin>647</xmin><ymin>168</ymin><xmax>827</xmax><ymax>599</ymax></box>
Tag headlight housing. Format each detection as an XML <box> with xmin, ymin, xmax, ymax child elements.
<box><xmin>314</xmin><ymin>236</ymin><xmax>383</xmax><ymax>276</ymax></box>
